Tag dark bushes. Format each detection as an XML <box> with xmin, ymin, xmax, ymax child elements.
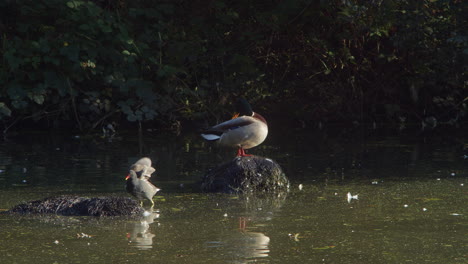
<box><xmin>0</xmin><ymin>0</ymin><xmax>466</xmax><ymax>131</ymax></box>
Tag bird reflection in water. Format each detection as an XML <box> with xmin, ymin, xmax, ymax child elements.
<box><xmin>205</xmin><ymin>216</ymin><xmax>270</xmax><ymax>262</ymax></box>
<box><xmin>127</xmin><ymin>210</ymin><xmax>160</xmax><ymax>250</ymax></box>
<box><xmin>238</xmin><ymin>217</ymin><xmax>270</xmax><ymax>259</ymax></box>
<box><xmin>206</xmin><ymin>194</ymin><xmax>286</xmax><ymax>262</ymax></box>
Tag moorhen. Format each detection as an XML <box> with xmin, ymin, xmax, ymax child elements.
<box><xmin>201</xmin><ymin>98</ymin><xmax>268</xmax><ymax>156</ymax></box>
<box><xmin>125</xmin><ymin>157</ymin><xmax>160</xmax><ymax>208</ymax></box>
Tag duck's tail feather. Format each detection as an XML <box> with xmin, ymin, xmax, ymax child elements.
<box><xmin>201</xmin><ymin>133</ymin><xmax>221</xmax><ymax>141</ymax></box>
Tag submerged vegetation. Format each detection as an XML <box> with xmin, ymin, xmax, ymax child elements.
<box><xmin>0</xmin><ymin>0</ymin><xmax>466</xmax><ymax>132</ymax></box>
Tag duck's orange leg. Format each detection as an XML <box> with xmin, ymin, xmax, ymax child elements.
<box><xmin>236</xmin><ymin>147</ymin><xmax>252</xmax><ymax>157</ymax></box>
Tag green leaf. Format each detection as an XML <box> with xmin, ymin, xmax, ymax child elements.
<box><xmin>4</xmin><ymin>50</ymin><xmax>22</xmax><ymax>71</ymax></box>
<box><xmin>127</xmin><ymin>114</ymin><xmax>137</xmax><ymax>122</ymax></box>
<box><xmin>7</xmin><ymin>83</ymin><xmax>26</xmax><ymax>100</ymax></box>
<box><xmin>33</xmin><ymin>95</ymin><xmax>45</xmax><ymax>105</ymax></box>
<box><xmin>12</xmin><ymin>100</ymin><xmax>27</xmax><ymax>109</ymax></box>
<box><xmin>145</xmin><ymin>109</ymin><xmax>157</xmax><ymax>120</ymax></box>
<box><xmin>79</xmin><ymin>24</ymin><xmax>90</xmax><ymax>31</ymax></box>
<box><xmin>157</xmin><ymin>65</ymin><xmax>179</xmax><ymax>78</ymax></box>
<box><xmin>0</xmin><ymin>103</ymin><xmax>12</xmax><ymax>117</ymax></box>
<box><xmin>141</xmin><ymin>105</ymin><xmax>149</xmax><ymax>113</ymax></box>
<box><xmin>136</xmin><ymin>86</ymin><xmax>154</xmax><ymax>100</ymax></box>
<box><xmin>60</xmin><ymin>45</ymin><xmax>80</xmax><ymax>62</ymax></box>
<box><xmin>67</xmin><ymin>1</ymin><xmax>84</xmax><ymax>9</ymax></box>
<box><xmin>100</xmin><ymin>24</ymin><xmax>112</xmax><ymax>33</ymax></box>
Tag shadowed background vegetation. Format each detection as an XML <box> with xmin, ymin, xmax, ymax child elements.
<box><xmin>0</xmin><ymin>0</ymin><xmax>466</xmax><ymax>133</ymax></box>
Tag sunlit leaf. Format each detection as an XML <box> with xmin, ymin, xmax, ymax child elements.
<box><xmin>0</xmin><ymin>103</ymin><xmax>12</xmax><ymax>116</ymax></box>
<box><xmin>32</xmin><ymin>95</ymin><xmax>45</xmax><ymax>105</ymax></box>
<box><xmin>66</xmin><ymin>1</ymin><xmax>84</xmax><ymax>9</ymax></box>
<box><xmin>313</xmin><ymin>245</ymin><xmax>336</xmax><ymax>250</ymax></box>
<box><xmin>421</xmin><ymin>198</ymin><xmax>443</xmax><ymax>202</ymax></box>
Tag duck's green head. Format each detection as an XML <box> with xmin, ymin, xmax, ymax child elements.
<box><xmin>235</xmin><ymin>98</ymin><xmax>253</xmax><ymax>117</ymax></box>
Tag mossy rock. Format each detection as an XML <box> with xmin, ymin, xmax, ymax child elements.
<box><xmin>7</xmin><ymin>196</ymin><xmax>144</xmax><ymax>216</ymax></box>
<box><xmin>201</xmin><ymin>156</ymin><xmax>289</xmax><ymax>194</ymax></box>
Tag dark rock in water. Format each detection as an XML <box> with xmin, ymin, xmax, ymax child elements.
<box><xmin>201</xmin><ymin>156</ymin><xmax>289</xmax><ymax>193</ymax></box>
<box><xmin>7</xmin><ymin>196</ymin><xmax>144</xmax><ymax>216</ymax></box>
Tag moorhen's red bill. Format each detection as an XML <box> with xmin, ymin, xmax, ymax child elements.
<box><xmin>125</xmin><ymin>157</ymin><xmax>160</xmax><ymax>208</ymax></box>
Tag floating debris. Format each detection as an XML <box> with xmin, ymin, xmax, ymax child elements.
<box><xmin>223</xmin><ymin>213</ymin><xmax>228</xmax><ymax>217</ymax></box>
<box><xmin>313</xmin><ymin>245</ymin><xmax>336</xmax><ymax>250</ymax></box>
<box><xmin>450</xmin><ymin>213</ymin><xmax>462</xmax><ymax>216</ymax></box>
<box><xmin>347</xmin><ymin>192</ymin><xmax>358</xmax><ymax>203</ymax></box>
<box><xmin>77</xmin><ymin>233</ymin><xmax>93</xmax><ymax>238</ymax></box>
<box><xmin>450</xmin><ymin>172</ymin><xmax>456</xmax><ymax>176</ymax></box>
<box><xmin>288</xmin><ymin>233</ymin><xmax>300</xmax><ymax>241</ymax></box>
<box><xmin>371</xmin><ymin>180</ymin><xmax>378</xmax><ymax>185</ymax></box>
<box><xmin>423</xmin><ymin>208</ymin><xmax>428</xmax><ymax>211</ymax></box>
<box><xmin>54</xmin><ymin>240</ymin><xmax>59</xmax><ymax>244</ymax></box>
<box><xmin>298</xmin><ymin>184</ymin><xmax>303</xmax><ymax>191</ymax></box>
<box><xmin>404</xmin><ymin>204</ymin><xmax>409</xmax><ymax>208</ymax></box>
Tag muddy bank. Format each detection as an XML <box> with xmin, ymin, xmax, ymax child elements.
<box><xmin>6</xmin><ymin>196</ymin><xmax>144</xmax><ymax>217</ymax></box>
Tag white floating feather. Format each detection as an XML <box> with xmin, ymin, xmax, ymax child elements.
<box><xmin>347</xmin><ymin>192</ymin><xmax>359</xmax><ymax>203</ymax></box>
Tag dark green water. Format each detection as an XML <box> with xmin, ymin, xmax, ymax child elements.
<box><xmin>0</xmin><ymin>127</ymin><xmax>466</xmax><ymax>264</ymax></box>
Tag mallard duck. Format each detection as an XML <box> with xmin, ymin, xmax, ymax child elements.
<box><xmin>201</xmin><ymin>98</ymin><xmax>268</xmax><ymax>156</ymax></box>
<box><xmin>125</xmin><ymin>157</ymin><xmax>160</xmax><ymax>208</ymax></box>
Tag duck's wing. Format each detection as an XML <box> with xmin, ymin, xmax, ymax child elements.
<box><xmin>130</xmin><ymin>163</ymin><xmax>145</xmax><ymax>172</ymax></box>
<box><xmin>130</xmin><ymin>157</ymin><xmax>152</xmax><ymax>173</ymax></box>
<box><xmin>134</xmin><ymin>157</ymin><xmax>152</xmax><ymax>167</ymax></box>
<box><xmin>142</xmin><ymin>166</ymin><xmax>156</xmax><ymax>178</ymax></box>
<box><xmin>201</xmin><ymin>116</ymin><xmax>255</xmax><ymax>140</ymax></box>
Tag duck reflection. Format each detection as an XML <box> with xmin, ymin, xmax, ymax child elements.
<box><xmin>238</xmin><ymin>218</ymin><xmax>270</xmax><ymax>259</ymax></box>
<box><xmin>206</xmin><ymin>218</ymin><xmax>270</xmax><ymax>263</ymax></box>
<box><xmin>127</xmin><ymin>210</ymin><xmax>159</xmax><ymax>250</ymax></box>
<box><xmin>242</xmin><ymin>231</ymin><xmax>270</xmax><ymax>259</ymax></box>
<box><xmin>205</xmin><ymin>193</ymin><xmax>287</xmax><ymax>263</ymax></box>
<box><xmin>233</xmin><ymin>193</ymin><xmax>286</xmax><ymax>261</ymax></box>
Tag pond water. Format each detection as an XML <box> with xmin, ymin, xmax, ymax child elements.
<box><xmin>0</xmin><ymin>126</ymin><xmax>466</xmax><ymax>264</ymax></box>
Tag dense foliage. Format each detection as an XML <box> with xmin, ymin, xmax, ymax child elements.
<box><xmin>0</xmin><ymin>0</ymin><xmax>466</xmax><ymax>132</ymax></box>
